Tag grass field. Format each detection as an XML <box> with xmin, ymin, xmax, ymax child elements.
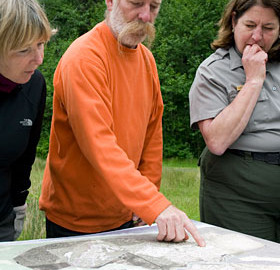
<box><xmin>18</xmin><ymin>158</ymin><xmax>200</xmax><ymax>241</ymax></box>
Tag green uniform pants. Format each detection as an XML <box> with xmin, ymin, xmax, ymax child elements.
<box><xmin>199</xmin><ymin>147</ymin><xmax>280</xmax><ymax>243</ymax></box>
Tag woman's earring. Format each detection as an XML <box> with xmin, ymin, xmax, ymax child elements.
<box><xmin>232</xmin><ymin>28</ymin><xmax>235</xmax><ymax>33</ymax></box>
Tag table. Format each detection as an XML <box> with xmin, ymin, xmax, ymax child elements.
<box><xmin>0</xmin><ymin>221</ymin><xmax>279</xmax><ymax>270</ymax></box>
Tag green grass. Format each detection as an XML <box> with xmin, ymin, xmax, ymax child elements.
<box><xmin>18</xmin><ymin>158</ymin><xmax>46</xmax><ymax>241</ymax></box>
<box><xmin>161</xmin><ymin>166</ymin><xmax>200</xmax><ymax>221</ymax></box>
<box><xmin>18</xmin><ymin>158</ymin><xmax>200</xmax><ymax>241</ymax></box>
<box><xmin>163</xmin><ymin>158</ymin><xmax>199</xmax><ymax>168</ymax></box>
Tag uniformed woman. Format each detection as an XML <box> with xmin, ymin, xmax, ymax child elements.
<box><xmin>0</xmin><ymin>0</ymin><xmax>52</xmax><ymax>241</ymax></box>
<box><xmin>189</xmin><ymin>0</ymin><xmax>280</xmax><ymax>242</ymax></box>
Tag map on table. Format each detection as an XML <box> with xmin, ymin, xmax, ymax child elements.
<box><xmin>14</xmin><ymin>226</ymin><xmax>280</xmax><ymax>270</ymax></box>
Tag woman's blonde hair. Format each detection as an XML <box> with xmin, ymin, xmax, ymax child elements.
<box><xmin>0</xmin><ymin>0</ymin><xmax>53</xmax><ymax>59</ymax></box>
<box><xmin>211</xmin><ymin>0</ymin><xmax>280</xmax><ymax>61</ymax></box>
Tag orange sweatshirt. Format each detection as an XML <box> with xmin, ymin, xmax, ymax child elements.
<box><xmin>39</xmin><ymin>21</ymin><xmax>171</xmax><ymax>233</ymax></box>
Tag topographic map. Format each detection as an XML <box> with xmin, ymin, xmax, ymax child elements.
<box><xmin>13</xmin><ymin>225</ymin><xmax>280</xmax><ymax>270</ymax></box>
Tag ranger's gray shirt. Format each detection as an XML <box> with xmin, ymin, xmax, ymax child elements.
<box><xmin>189</xmin><ymin>46</ymin><xmax>280</xmax><ymax>152</ymax></box>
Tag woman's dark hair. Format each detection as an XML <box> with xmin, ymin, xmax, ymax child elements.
<box><xmin>211</xmin><ymin>0</ymin><xmax>280</xmax><ymax>61</ymax></box>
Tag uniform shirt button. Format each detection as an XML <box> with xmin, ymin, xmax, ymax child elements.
<box><xmin>272</xmin><ymin>86</ymin><xmax>277</xmax><ymax>91</ymax></box>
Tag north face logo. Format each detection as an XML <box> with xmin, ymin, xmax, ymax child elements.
<box><xmin>20</xmin><ymin>119</ymin><xmax>33</xmax><ymax>126</ymax></box>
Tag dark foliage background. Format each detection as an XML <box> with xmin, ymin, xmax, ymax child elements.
<box><xmin>38</xmin><ymin>0</ymin><xmax>228</xmax><ymax>159</ymax></box>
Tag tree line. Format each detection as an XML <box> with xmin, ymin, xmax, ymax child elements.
<box><xmin>38</xmin><ymin>0</ymin><xmax>228</xmax><ymax>159</ymax></box>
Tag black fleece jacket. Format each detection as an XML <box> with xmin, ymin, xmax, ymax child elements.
<box><xmin>0</xmin><ymin>70</ymin><xmax>46</xmax><ymax>221</ymax></box>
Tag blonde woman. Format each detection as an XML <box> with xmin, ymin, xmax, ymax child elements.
<box><xmin>0</xmin><ymin>0</ymin><xmax>52</xmax><ymax>241</ymax></box>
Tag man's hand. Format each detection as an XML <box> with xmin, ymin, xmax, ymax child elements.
<box><xmin>13</xmin><ymin>203</ymin><xmax>27</xmax><ymax>240</ymax></box>
<box><xmin>155</xmin><ymin>205</ymin><xmax>206</xmax><ymax>247</ymax></box>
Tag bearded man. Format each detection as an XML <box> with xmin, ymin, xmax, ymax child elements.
<box><xmin>39</xmin><ymin>0</ymin><xmax>205</xmax><ymax>246</ymax></box>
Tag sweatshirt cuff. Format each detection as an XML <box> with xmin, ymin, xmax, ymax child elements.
<box><xmin>142</xmin><ymin>197</ymin><xmax>172</xmax><ymax>225</ymax></box>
